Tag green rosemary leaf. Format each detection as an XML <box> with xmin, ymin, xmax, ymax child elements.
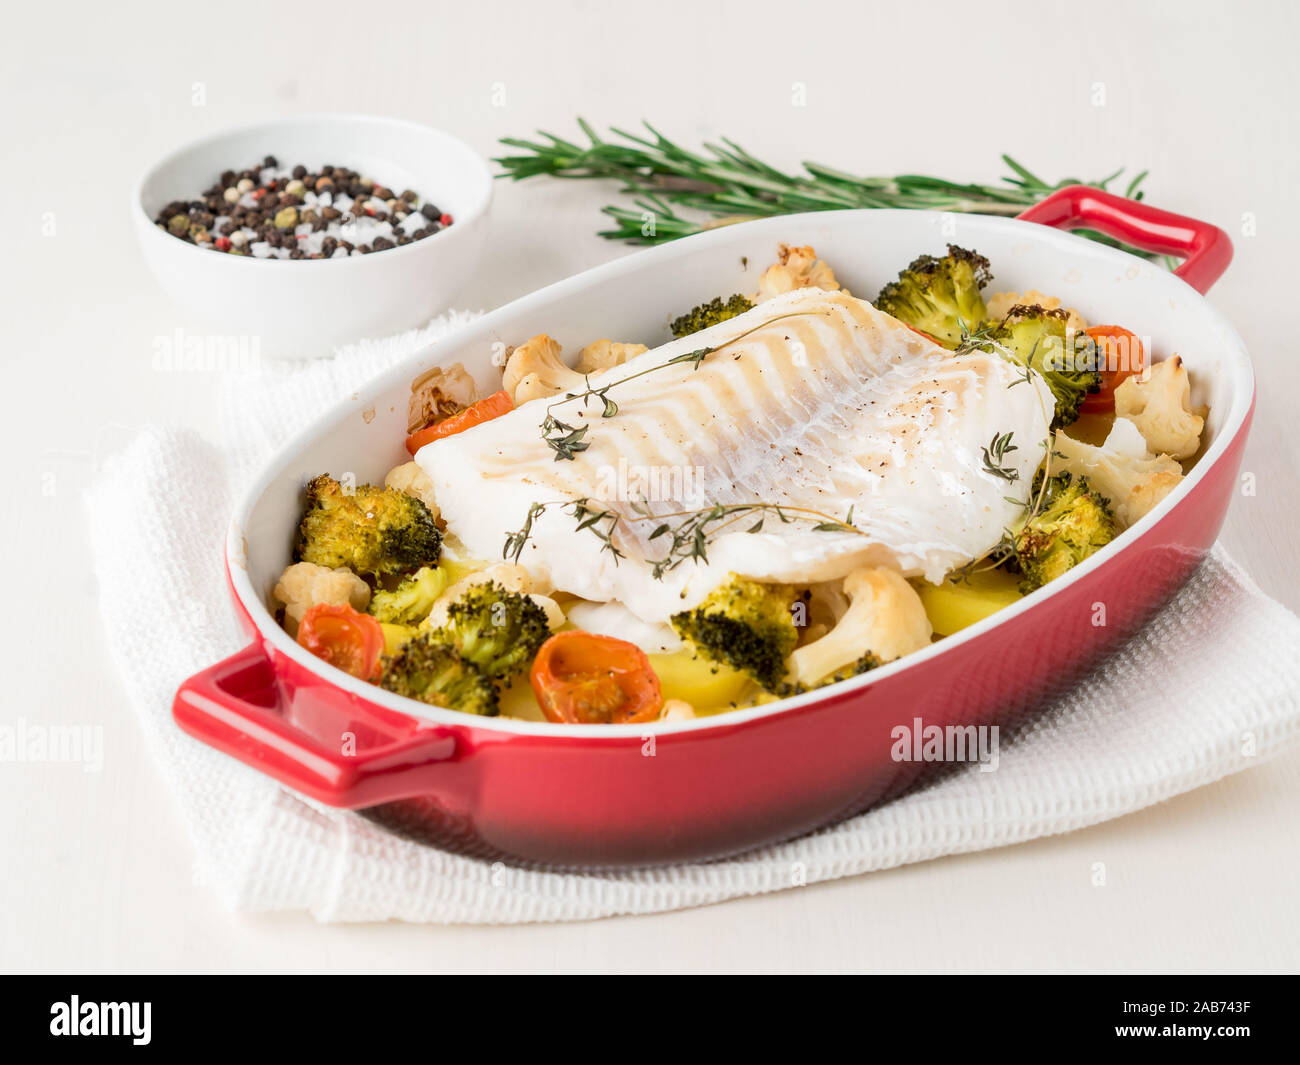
<box><xmin>498</xmin><ymin>122</ymin><xmax>1158</xmax><ymax>260</ymax></box>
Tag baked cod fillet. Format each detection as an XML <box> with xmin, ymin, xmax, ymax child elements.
<box><xmin>416</xmin><ymin>288</ymin><xmax>1054</xmax><ymax>623</ymax></box>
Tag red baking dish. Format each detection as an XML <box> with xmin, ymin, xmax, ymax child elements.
<box><xmin>174</xmin><ymin>187</ymin><xmax>1251</xmax><ymax>867</ymax></box>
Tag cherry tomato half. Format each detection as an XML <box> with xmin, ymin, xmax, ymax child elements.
<box><xmin>1080</xmin><ymin>325</ymin><xmax>1146</xmax><ymax>413</ymax></box>
<box><xmin>530</xmin><ymin>631</ymin><xmax>663</xmax><ymax>725</ymax></box>
<box><xmin>297</xmin><ymin>603</ymin><xmax>385</xmax><ymax>681</ymax></box>
<box><xmin>405</xmin><ymin>390</ymin><xmax>514</xmax><ymax>455</ymax></box>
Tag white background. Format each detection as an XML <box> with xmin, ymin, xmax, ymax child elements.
<box><xmin>3</xmin><ymin>0</ymin><xmax>1298</xmax><ymax>972</ymax></box>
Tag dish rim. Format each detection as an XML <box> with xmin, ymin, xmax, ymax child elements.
<box><xmin>224</xmin><ymin>207</ymin><xmax>1255</xmax><ymax>738</ymax></box>
<box><xmin>131</xmin><ymin>112</ymin><xmax>493</xmax><ymax>269</ymax></box>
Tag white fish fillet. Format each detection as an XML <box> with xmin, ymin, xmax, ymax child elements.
<box><xmin>417</xmin><ymin>288</ymin><xmax>1053</xmax><ymax>623</ymax></box>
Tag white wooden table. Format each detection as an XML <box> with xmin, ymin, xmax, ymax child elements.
<box><xmin>2</xmin><ymin>0</ymin><xmax>1297</xmax><ymax>973</ymax></box>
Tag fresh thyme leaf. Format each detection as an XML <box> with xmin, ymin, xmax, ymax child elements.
<box><xmin>667</xmin><ymin>347</ymin><xmax>710</xmax><ymax>368</ymax></box>
<box><xmin>981</xmin><ymin>431</ymin><xmax>1019</xmax><ymax>482</ymax></box>
<box><xmin>502</xmin><ymin>501</ymin><xmax>547</xmax><ymax>563</ymax></box>
<box><xmin>692</xmin><ymin>527</ymin><xmax>708</xmax><ymax>559</ymax></box>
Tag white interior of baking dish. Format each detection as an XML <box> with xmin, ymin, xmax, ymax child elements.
<box><xmin>226</xmin><ymin>208</ymin><xmax>1254</xmax><ymax>736</ymax></box>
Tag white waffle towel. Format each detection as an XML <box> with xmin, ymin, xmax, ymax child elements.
<box><xmin>86</xmin><ymin>312</ymin><xmax>1300</xmax><ymax>923</ymax></box>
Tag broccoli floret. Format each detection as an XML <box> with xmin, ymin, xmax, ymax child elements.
<box><xmin>1012</xmin><ymin>473</ymin><xmax>1117</xmax><ymax>593</ymax></box>
<box><xmin>978</xmin><ymin>305</ymin><xmax>1102</xmax><ymax>428</ymax></box>
<box><xmin>367</xmin><ymin>565</ymin><xmax>447</xmax><ymax>625</ymax></box>
<box><xmin>379</xmin><ymin>632</ymin><xmax>498</xmax><ymax>716</ymax></box>
<box><xmin>433</xmin><ymin>580</ymin><xmax>551</xmax><ymax>680</ymax></box>
<box><xmin>670</xmin><ymin>575</ymin><xmax>800</xmax><ymax>691</ymax></box>
<box><xmin>670</xmin><ymin>294</ymin><xmax>754</xmax><ymax>339</ymax></box>
<box><xmin>294</xmin><ymin>474</ymin><xmax>441</xmax><ymax>579</ymax></box>
<box><xmin>875</xmin><ymin>244</ymin><xmax>992</xmax><ymax>349</ymax></box>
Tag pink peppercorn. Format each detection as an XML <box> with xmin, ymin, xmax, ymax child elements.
<box><xmin>440</xmin><ymin>213</ymin><xmax>453</xmax><ymax>225</ymax></box>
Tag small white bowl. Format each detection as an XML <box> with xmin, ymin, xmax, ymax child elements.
<box><xmin>134</xmin><ymin>114</ymin><xmax>492</xmax><ymax>357</ymax></box>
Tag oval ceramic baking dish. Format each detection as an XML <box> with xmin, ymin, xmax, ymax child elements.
<box><xmin>174</xmin><ymin>187</ymin><xmax>1249</xmax><ymax>867</ymax></box>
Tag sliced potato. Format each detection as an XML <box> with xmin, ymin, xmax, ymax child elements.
<box><xmin>379</xmin><ymin>623</ymin><xmax>417</xmax><ymax>655</ymax></box>
<box><xmin>648</xmin><ymin>651</ymin><xmax>750</xmax><ymax>713</ymax></box>
<box><xmin>498</xmin><ymin>674</ymin><xmax>546</xmax><ymax>722</ymax></box>
<box><xmin>915</xmin><ymin>569</ymin><xmax>1023</xmax><ymax>637</ymax></box>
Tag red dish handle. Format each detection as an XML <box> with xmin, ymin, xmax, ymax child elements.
<box><xmin>1016</xmin><ymin>185</ymin><xmax>1233</xmax><ymax>294</ymax></box>
<box><xmin>173</xmin><ymin>641</ymin><xmax>459</xmax><ymax>808</ymax></box>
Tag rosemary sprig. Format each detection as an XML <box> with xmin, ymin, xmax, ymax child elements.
<box><xmin>495</xmin><ymin>120</ymin><xmax>1157</xmax><ymax>259</ymax></box>
<box><xmin>540</xmin><ymin>310</ymin><xmax>824</xmax><ymax>460</ymax></box>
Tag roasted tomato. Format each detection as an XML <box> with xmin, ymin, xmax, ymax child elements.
<box><xmin>297</xmin><ymin>602</ymin><xmax>385</xmax><ymax>681</ymax></box>
<box><xmin>530</xmin><ymin>631</ymin><xmax>663</xmax><ymax>724</ymax></box>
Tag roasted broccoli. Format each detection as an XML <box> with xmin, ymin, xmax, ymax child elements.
<box><xmin>1012</xmin><ymin>473</ymin><xmax>1117</xmax><ymax>592</ymax></box>
<box><xmin>367</xmin><ymin>565</ymin><xmax>447</xmax><ymax>625</ymax></box>
<box><xmin>874</xmin><ymin>244</ymin><xmax>992</xmax><ymax>349</ymax></box>
<box><xmin>670</xmin><ymin>294</ymin><xmax>754</xmax><ymax>339</ymax></box>
<box><xmin>294</xmin><ymin>474</ymin><xmax>441</xmax><ymax>579</ymax></box>
<box><xmin>379</xmin><ymin>632</ymin><xmax>498</xmax><ymax>716</ymax></box>
<box><xmin>670</xmin><ymin>575</ymin><xmax>801</xmax><ymax>691</ymax></box>
<box><xmin>976</xmin><ymin>305</ymin><xmax>1101</xmax><ymax>428</ymax></box>
<box><xmin>433</xmin><ymin>580</ymin><xmax>551</xmax><ymax>680</ymax></box>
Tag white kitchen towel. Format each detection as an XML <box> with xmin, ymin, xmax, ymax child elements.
<box><xmin>87</xmin><ymin>312</ymin><xmax>1300</xmax><ymax>924</ymax></box>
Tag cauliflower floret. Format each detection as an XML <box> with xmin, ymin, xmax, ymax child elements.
<box><xmin>754</xmin><ymin>244</ymin><xmax>849</xmax><ymax>303</ymax></box>
<box><xmin>986</xmin><ymin>289</ymin><xmax>1087</xmax><ymax>332</ymax></box>
<box><xmin>798</xmin><ymin>580</ymin><xmax>851</xmax><ymax>645</ymax></box>
<box><xmin>786</xmin><ymin>566</ymin><xmax>932</xmax><ymax>688</ymax></box>
<box><xmin>1113</xmin><ymin>355</ymin><xmax>1206</xmax><ymax>460</ymax></box>
<box><xmin>273</xmin><ymin>561</ymin><xmax>371</xmax><ymax>636</ymax></box>
<box><xmin>575</xmin><ymin>339</ymin><xmax>648</xmax><ymax>376</ymax></box>
<box><xmin>1053</xmin><ymin>417</ymin><xmax>1183</xmax><ymax>528</ymax></box>
<box><xmin>527</xmin><ymin>594</ymin><xmax>566</xmax><ymax>632</ymax></box>
<box><xmin>407</xmin><ymin>362</ymin><xmax>477</xmax><ymax>434</ymax></box>
<box><xmin>384</xmin><ymin>461</ymin><xmax>439</xmax><ymax>521</ymax></box>
<box><xmin>501</xmin><ymin>334</ymin><xmax>587</xmax><ymax>406</ymax></box>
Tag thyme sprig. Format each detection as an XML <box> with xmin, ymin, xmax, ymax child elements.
<box><xmin>502</xmin><ymin>498</ymin><xmax>863</xmax><ymax>580</ymax></box>
<box><xmin>950</xmin><ymin>434</ymin><xmax>1064</xmax><ymax>584</ymax></box>
<box><xmin>641</xmin><ymin>501</ymin><xmax>859</xmax><ymax>579</ymax></box>
<box><xmin>503</xmin><ymin>498</ymin><xmax>625</xmax><ymax>565</ymax></box>
<box><xmin>980</xmin><ymin>431</ymin><xmax>1020</xmax><ymax>482</ymax></box>
<box><xmin>540</xmin><ymin>310</ymin><xmax>825</xmax><ymax>460</ymax></box>
<box><xmin>495</xmin><ymin>120</ymin><xmax>1158</xmax><ymax>259</ymax></box>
